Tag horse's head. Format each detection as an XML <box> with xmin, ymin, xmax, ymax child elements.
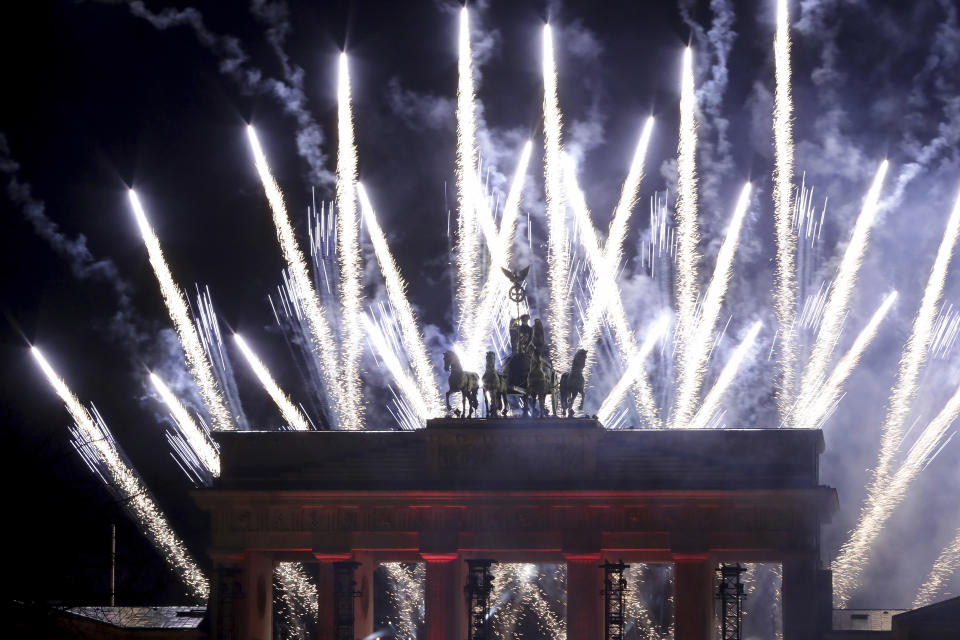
<box><xmin>442</xmin><ymin>350</ymin><xmax>452</xmax><ymax>371</ymax></box>
<box><xmin>573</xmin><ymin>349</ymin><xmax>588</xmax><ymax>369</ymax></box>
<box><xmin>485</xmin><ymin>351</ymin><xmax>496</xmax><ymax>368</ymax></box>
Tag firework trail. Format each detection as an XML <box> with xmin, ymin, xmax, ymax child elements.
<box><xmin>246</xmin><ymin>126</ymin><xmax>348</xmax><ymax>428</ymax></box>
<box><xmin>275</xmin><ymin>562</ymin><xmax>319</xmax><ymax>640</ymax></box>
<box><xmin>456</xmin><ymin>7</ymin><xmax>482</xmax><ymax>335</ymax></box>
<box><xmin>357</xmin><ymin>184</ymin><xmax>443</xmax><ymax>416</ymax></box>
<box><xmin>673</xmin><ymin>182</ymin><xmax>752</xmax><ymax>428</ymax></box>
<box><xmin>576</xmin><ymin>118</ymin><xmax>655</xmax><ymax>373</ymax></box>
<box><xmin>689</xmin><ymin>320</ymin><xmax>763</xmax><ymax>430</ymax></box>
<box><xmin>363</xmin><ymin>313</ymin><xmax>432</xmax><ymax>425</ymax></box>
<box><xmin>490</xmin><ymin>564</ymin><xmax>566</xmax><ymax>639</ymax></box>
<box><xmin>798</xmin><ymin>161</ymin><xmax>888</xmax><ymax>408</ymax></box>
<box><xmin>32</xmin><ymin>347</ymin><xmax>209</xmax><ymax>602</ymax></box>
<box><xmin>193</xmin><ymin>286</ymin><xmax>249</xmax><ymax>429</ymax></box>
<box><xmin>234</xmin><ymin>334</ymin><xmax>311</xmax><ymax>431</ymax></box>
<box><xmin>795</xmin><ymin>291</ymin><xmax>898</xmax><ymax>431</ymax></box>
<box><xmin>598</xmin><ymin>315</ymin><xmax>670</xmax><ymax>426</ymax></box>
<box><xmin>150</xmin><ymin>373</ymin><xmax>220</xmax><ymax>477</ymax></box>
<box><xmin>833</xmin><ymin>381</ymin><xmax>960</xmax><ymax>605</ymax></box>
<box><xmin>336</xmin><ymin>52</ymin><xmax>365</xmax><ymax>431</ymax></box>
<box><xmin>871</xmin><ymin>190</ymin><xmax>960</xmax><ymax>485</ymax></box>
<box><xmin>565</xmin><ymin>159</ymin><xmax>661</xmax><ymax>427</ymax></box>
<box><xmin>128</xmin><ymin>190</ymin><xmax>233</xmax><ymax>431</ymax></box>
<box><xmin>465</xmin><ymin>141</ymin><xmax>533</xmax><ymax>373</ymax></box>
<box><xmin>382</xmin><ymin>563</ymin><xmax>424</xmax><ymax>639</ymax></box>
<box><xmin>914</xmin><ymin>525</ymin><xmax>960</xmax><ymax>608</ymax></box>
<box><xmin>772</xmin><ymin>0</ymin><xmax>798</xmax><ymax>424</ymax></box>
<box><xmin>673</xmin><ymin>47</ymin><xmax>702</xmax><ymax>381</ymax></box>
<box><xmin>543</xmin><ymin>23</ymin><xmax>571</xmax><ymax>372</ymax></box>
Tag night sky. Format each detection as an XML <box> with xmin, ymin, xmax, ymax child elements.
<box><xmin>3</xmin><ymin>0</ymin><xmax>960</xmax><ymax>613</ymax></box>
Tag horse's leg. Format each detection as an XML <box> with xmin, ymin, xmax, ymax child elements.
<box><xmin>446</xmin><ymin>390</ymin><xmax>453</xmax><ymax>412</ymax></box>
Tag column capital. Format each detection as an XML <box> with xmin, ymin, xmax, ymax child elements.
<box><xmin>313</xmin><ymin>551</ymin><xmax>354</xmax><ymax>562</ymax></box>
<box><xmin>420</xmin><ymin>552</ymin><xmax>459</xmax><ymax>562</ymax></box>
<box><xmin>562</xmin><ymin>551</ymin><xmax>602</xmax><ymax>562</ymax></box>
<box><xmin>672</xmin><ymin>552</ymin><xmax>710</xmax><ymax>562</ymax></box>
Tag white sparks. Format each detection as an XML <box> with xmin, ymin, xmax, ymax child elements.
<box><xmin>565</xmin><ymin>159</ymin><xmax>661</xmax><ymax>427</ymax></box>
<box><xmin>772</xmin><ymin>0</ymin><xmax>798</xmax><ymax>423</ymax></box>
<box><xmin>32</xmin><ymin>347</ymin><xmax>209</xmax><ymax>602</ymax></box>
<box><xmin>914</xmin><ymin>526</ymin><xmax>960</xmax><ymax>608</ymax></box>
<box><xmin>336</xmin><ymin>52</ymin><xmax>365</xmax><ymax>431</ymax></box>
<box><xmin>673</xmin><ymin>182</ymin><xmax>752</xmax><ymax>428</ymax></box>
<box><xmin>577</xmin><ymin>118</ymin><xmax>655</xmax><ymax>373</ymax></box>
<box><xmin>689</xmin><ymin>320</ymin><xmax>763</xmax><ymax>430</ymax></box>
<box><xmin>363</xmin><ymin>314</ymin><xmax>431</xmax><ymax>425</ymax></box>
<box><xmin>543</xmin><ymin>23</ymin><xmax>571</xmax><ymax>372</ymax></box>
<box><xmin>872</xmin><ymin>189</ymin><xmax>960</xmax><ymax>486</ymax></box>
<box><xmin>456</xmin><ymin>7</ymin><xmax>482</xmax><ymax>336</ymax></box>
<box><xmin>674</xmin><ymin>47</ymin><xmax>702</xmax><ymax>374</ymax></box>
<box><xmin>465</xmin><ymin>141</ymin><xmax>533</xmax><ymax>373</ymax></box>
<box><xmin>799</xmin><ymin>160</ymin><xmax>888</xmax><ymax>410</ymax></box>
<box><xmin>598</xmin><ymin>315</ymin><xmax>670</xmax><ymax>426</ymax></box>
<box><xmin>128</xmin><ymin>190</ymin><xmax>233</xmax><ymax>431</ymax></box>
<box><xmin>234</xmin><ymin>334</ymin><xmax>311</xmax><ymax>432</ymax></box>
<box><xmin>796</xmin><ymin>291</ymin><xmax>898</xmax><ymax>431</ymax></box>
<box><xmin>834</xmin><ymin>381</ymin><xmax>960</xmax><ymax>605</ymax></box>
<box><xmin>357</xmin><ymin>184</ymin><xmax>443</xmax><ymax>416</ymax></box>
<box><xmin>150</xmin><ymin>373</ymin><xmax>220</xmax><ymax>477</ymax></box>
<box><xmin>246</xmin><ymin>126</ymin><xmax>348</xmax><ymax>429</ymax></box>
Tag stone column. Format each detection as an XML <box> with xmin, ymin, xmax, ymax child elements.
<box><xmin>565</xmin><ymin>553</ymin><xmax>603</xmax><ymax>640</ymax></box>
<box><xmin>315</xmin><ymin>562</ymin><xmax>336</xmax><ymax>640</ymax></box>
<box><xmin>352</xmin><ymin>552</ymin><xmax>376</xmax><ymax>640</ymax></box>
<box><xmin>209</xmin><ymin>556</ymin><xmax>242</xmax><ymax>640</ymax></box>
<box><xmin>240</xmin><ymin>551</ymin><xmax>273</xmax><ymax>640</ymax></box>
<box><xmin>422</xmin><ymin>553</ymin><xmax>461</xmax><ymax>640</ymax></box>
<box><xmin>672</xmin><ymin>553</ymin><xmax>713</xmax><ymax>640</ymax></box>
<box><xmin>782</xmin><ymin>555</ymin><xmax>818</xmax><ymax>640</ymax></box>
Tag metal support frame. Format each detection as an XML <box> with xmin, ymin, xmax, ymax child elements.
<box><xmin>717</xmin><ymin>563</ymin><xmax>747</xmax><ymax>640</ymax></box>
<box><xmin>464</xmin><ymin>559</ymin><xmax>495</xmax><ymax>640</ymax></box>
<box><xmin>601</xmin><ymin>561</ymin><xmax>629</xmax><ymax>640</ymax></box>
<box><xmin>333</xmin><ymin>561</ymin><xmax>360</xmax><ymax>640</ymax></box>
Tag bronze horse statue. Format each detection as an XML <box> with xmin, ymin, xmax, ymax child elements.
<box><xmin>443</xmin><ymin>350</ymin><xmax>480</xmax><ymax>418</ymax></box>
<box><xmin>526</xmin><ymin>348</ymin><xmax>557</xmax><ymax>417</ymax></box>
<box><xmin>559</xmin><ymin>348</ymin><xmax>588</xmax><ymax>417</ymax></box>
<box><xmin>482</xmin><ymin>351</ymin><xmax>508</xmax><ymax>417</ymax></box>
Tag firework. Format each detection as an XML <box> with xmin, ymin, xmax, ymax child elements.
<box><xmin>913</xmin><ymin>526</ymin><xmax>960</xmax><ymax>608</ymax></box>
<box><xmin>456</xmin><ymin>7</ymin><xmax>482</xmax><ymax>335</ymax></box>
<box><xmin>357</xmin><ymin>184</ymin><xmax>443</xmax><ymax>416</ymax></box>
<box><xmin>275</xmin><ymin>562</ymin><xmax>319</xmax><ymax>640</ymax></box>
<box><xmin>336</xmin><ymin>52</ymin><xmax>366</xmax><ymax>431</ymax></box>
<box><xmin>565</xmin><ymin>159</ymin><xmax>661</xmax><ymax>427</ymax></box>
<box><xmin>194</xmin><ymin>286</ymin><xmax>249</xmax><ymax>429</ymax></box>
<box><xmin>246</xmin><ymin>126</ymin><xmax>351</xmax><ymax>429</ymax></box>
<box><xmin>363</xmin><ymin>313</ymin><xmax>432</xmax><ymax>425</ymax></box>
<box><xmin>673</xmin><ymin>47</ymin><xmax>701</xmax><ymax>374</ymax></box>
<box><xmin>689</xmin><ymin>320</ymin><xmax>763</xmax><ymax>430</ymax></box>
<box><xmin>543</xmin><ymin>23</ymin><xmax>571</xmax><ymax>372</ymax></box>
<box><xmin>32</xmin><ymin>347</ymin><xmax>209</xmax><ymax>602</ymax></box>
<box><xmin>576</xmin><ymin>119</ymin><xmax>655</xmax><ymax>371</ymax></box>
<box><xmin>799</xmin><ymin>161</ymin><xmax>888</xmax><ymax>406</ymax></box>
<box><xmin>234</xmin><ymin>334</ymin><xmax>311</xmax><ymax>431</ymax></box>
<box><xmin>833</xmin><ymin>380</ymin><xmax>960</xmax><ymax>605</ymax></box>
<box><xmin>597</xmin><ymin>315</ymin><xmax>670</xmax><ymax>426</ymax></box>
<box><xmin>128</xmin><ymin>190</ymin><xmax>233</xmax><ymax>431</ymax></box>
<box><xmin>796</xmin><ymin>291</ymin><xmax>898</xmax><ymax>431</ymax></box>
<box><xmin>382</xmin><ymin>563</ymin><xmax>424</xmax><ymax>639</ymax></box>
<box><xmin>871</xmin><ymin>189</ymin><xmax>960</xmax><ymax>485</ymax></box>
<box><xmin>772</xmin><ymin>0</ymin><xmax>798</xmax><ymax>424</ymax></box>
<box><xmin>465</xmin><ymin>140</ymin><xmax>533</xmax><ymax>372</ymax></box>
<box><xmin>673</xmin><ymin>182</ymin><xmax>752</xmax><ymax>428</ymax></box>
<box><xmin>150</xmin><ymin>373</ymin><xmax>220</xmax><ymax>477</ymax></box>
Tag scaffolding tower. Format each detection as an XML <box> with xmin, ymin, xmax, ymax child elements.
<box><xmin>465</xmin><ymin>559</ymin><xmax>495</xmax><ymax>640</ymax></box>
<box><xmin>717</xmin><ymin>563</ymin><xmax>747</xmax><ymax>640</ymax></box>
<box><xmin>602</xmin><ymin>561</ymin><xmax>629</xmax><ymax>640</ymax></box>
